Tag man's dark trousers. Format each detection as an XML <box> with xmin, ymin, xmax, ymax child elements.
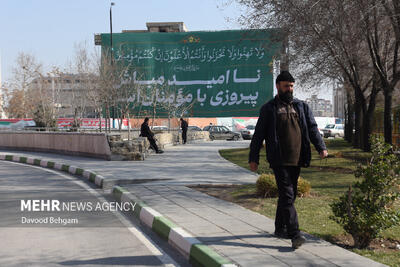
<box><xmin>182</xmin><ymin>130</ymin><xmax>187</xmax><ymax>144</ymax></box>
<box><xmin>272</xmin><ymin>166</ymin><xmax>301</xmax><ymax>238</ymax></box>
<box><xmin>147</xmin><ymin>136</ymin><xmax>159</xmax><ymax>152</ymax></box>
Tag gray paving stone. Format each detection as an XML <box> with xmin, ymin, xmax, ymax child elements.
<box><xmin>2</xmin><ymin>141</ymin><xmax>388</xmax><ymax>267</ymax></box>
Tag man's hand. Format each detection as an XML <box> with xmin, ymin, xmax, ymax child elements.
<box><xmin>319</xmin><ymin>150</ymin><xmax>328</xmax><ymax>159</ymax></box>
<box><xmin>249</xmin><ymin>162</ymin><xmax>258</xmax><ymax>172</ymax></box>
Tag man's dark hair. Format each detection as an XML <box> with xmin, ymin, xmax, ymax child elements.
<box><xmin>180</xmin><ymin>118</ymin><xmax>184</xmax><ymax>121</ymax></box>
<box><xmin>276</xmin><ymin>71</ymin><xmax>295</xmax><ymax>83</ymax></box>
<box><xmin>144</xmin><ymin>117</ymin><xmax>149</xmax><ymax>122</ymax></box>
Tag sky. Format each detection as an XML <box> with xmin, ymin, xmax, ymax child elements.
<box><xmin>0</xmin><ymin>0</ymin><xmax>332</xmax><ymax>101</ymax></box>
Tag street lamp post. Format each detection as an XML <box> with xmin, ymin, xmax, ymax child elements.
<box><xmin>110</xmin><ymin>2</ymin><xmax>115</xmax><ymax>130</ymax></box>
<box><xmin>110</xmin><ymin>2</ymin><xmax>114</xmax><ymax>60</ymax></box>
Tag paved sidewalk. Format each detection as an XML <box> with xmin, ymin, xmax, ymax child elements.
<box><xmin>0</xmin><ymin>141</ymin><xmax>257</xmax><ymax>186</ymax></box>
<box><xmin>0</xmin><ymin>141</ymin><xmax>388</xmax><ymax>266</ymax></box>
<box><xmin>122</xmin><ymin>184</ymin><xmax>386</xmax><ymax>267</ymax></box>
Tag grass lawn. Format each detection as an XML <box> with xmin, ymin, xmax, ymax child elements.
<box><xmin>215</xmin><ymin>138</ymin><xmax>400</xmax><ymax>267</ymax></box>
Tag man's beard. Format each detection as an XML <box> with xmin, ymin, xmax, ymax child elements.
<box><xmin>278</xmin><ymin>90</ymin><xmax>294</xmax><ymax>103</ymax></box>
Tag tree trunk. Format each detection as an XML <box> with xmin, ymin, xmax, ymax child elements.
<box><xmin>168</xmin><ymin>113</ymin><xmax>171</xmax><ymax>133</ymax></box>
<box><xmin>104</xmin><ymin>104</ymin><xmax>108</xmax><ymax>133</ymax></box>
<box><xmin>127</xmin><ymin>112</ymin><xmax>131</xmax><ymax>141</ymax></box>
<box><xmin>353</xmin><ymin>97</ymin><xmax>362</xmax><ymax>148</ymax></box>
<box><xmin>345</xmin><ymin>95</ymin><xmax>354</xmax><ymax>143</ymax></box>
<box><xmin>362</xmin><ymin>113</ymin><xmax>373</xmax><ymax>152</ymax></box>
<box><xmin>383</xmin><ymin>89</ymin><xmax>393</xmax><ymax>144</ymax></box>
<box><xmin>118</xmin><ymin>109</ymin><xmax>123</xmax><ymax>132</ymax></box>
<box><xmin>152</xmin><ymin>103</ymin><xmax>156</xmax><ymax>128</ymax></box>
<box><xmin>362</xmin><ymin>77</ymin><xmax>379</xmax><ymax>151</ymax></box>
<box><xmin>99</xmin><ymin>108</ymin><xmax>102</xmax><ymax>133</ymax></box>
<box><xmin>107</xmin><ymin>107</ymin><xmax>111</xmax><ymax>133</ymax></box>
<box><xmin>105</xmin><ymin>103</ymin><xmax>110</xmax><ymax>133</ymax></box>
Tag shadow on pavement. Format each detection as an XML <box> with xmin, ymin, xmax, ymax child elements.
<box><xmin>59</xmin><ymin>255</ymin><xmax>163</xmax><ymax>265</ymax></box>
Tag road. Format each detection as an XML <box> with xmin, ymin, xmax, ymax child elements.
<box><xmin>0</xmin><ymin>161</ymin><xmax>189</xmax><ymax>267</ymax></box>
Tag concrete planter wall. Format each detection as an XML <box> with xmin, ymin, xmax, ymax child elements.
<box><xmin>0</xmin><ymin>130</ymin><xmax>210</xmax><ymax>161</ymax></box>
<box><xmin>155</xmin><ymin>131</ymin><xmax>210</xmax><ymax>146</ymax></box>
<box><xmin>0</xmin><ymin>131</ymin><xmax>111</xmax><ymax>160</ymax></box>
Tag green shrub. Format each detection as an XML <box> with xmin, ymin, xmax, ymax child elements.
<box><xmin>256</xmin><ymin>173</ymin><xmax>311</xmax><ymax>198</ymax></box>
<box><xmin>330</xmin><ymin>135</ymin><xmax>400</xmax><ymax>249</ymax></box>
<box><xmin>298</xmin><ymin>178</ymin><xmax>311</xmax><ymax>197</ymax></box>
<box><xmin>256</xmin><ymin>174</ymin><xmax>278</xmax><ymax>197</ymax></box>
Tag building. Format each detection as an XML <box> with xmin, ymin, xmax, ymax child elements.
<box><xmin>333</xmin><ymin>86</ymin><xmax>346</xmax><ymax>119</ymax></box>
<box><xmin>125</xmin><ymin>22</ymin><xmax>188</xmax><ymax>33</ymax></box>
<box><xmin>305</xmin><ymin>95</ymin><xmax>333</xmax><ymax>117</ymax></box>
<box><xmin>30</xmin><ymin>73</ymin><xmax>98</xmax><ymax>118</ymax></box>
<box><xmin>95</xmin><ymin>22</ymin><xmax>188</xmax><ymax>45</ymax></box>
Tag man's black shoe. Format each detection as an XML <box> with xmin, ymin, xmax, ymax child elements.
<box><xmin>291</xmin><ymin>235</ymin><xmax>306</xmax><ymax>249</ymax></box>
<box><xmin>156</xmin><ymin>150</ymin><xmax>164</xmax><ymax>154</ymax></box>
<box><xmin>274</xmin><ymin>229</ymin><xmax>289</xmax><ymax>239</ymax></box>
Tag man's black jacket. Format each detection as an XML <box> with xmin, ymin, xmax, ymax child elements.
<box><xmin>140</xmin><ymin>122</ymin><xmax>154</xmax><ymax>138</ymax></box>
<box><xmin>181</xmin><ymin>120</ymin><xmax>188</xmax><ymax>131</ymax></box>
<box><xmin>249</xmin><ymin>98</ymin><xmax>326</xmax><ymax>168</ymax></box>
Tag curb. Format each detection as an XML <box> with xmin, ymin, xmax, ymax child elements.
<box><xmin>0</xmin><ymin>154</ymin><xmax>105</xmax><ymax>188</ymax></box>
<box><xmin>113</xmin><ymin>186</ymin><xmax>237</xmax><ymax>267</ymax></box>
<box><xmin>0</xmin><ymin>153</ymin><xmax>237</xmax><ymax>267</ymax></box>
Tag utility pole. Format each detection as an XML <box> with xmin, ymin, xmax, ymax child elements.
<box><xmin>110</xmin><ymin>2</ymin><xmax>115</xmax><ymax>132</ymax></box>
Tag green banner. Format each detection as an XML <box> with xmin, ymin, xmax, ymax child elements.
<box><xmin>101</xmin><ymin>30</ymin><xmax>281</xmax><ymax>117</ymax></box>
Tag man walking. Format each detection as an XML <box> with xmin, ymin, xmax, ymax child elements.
<box><xmin>180</xmin><ymin>118</ymin><xmax>188</xmax><ymax>144</ymax></box>
<box><xmin>249</xmin><ymin>71</ymin><xmax>328</xmax><ymax>249</ymax></box>
<box><xmin>140</xmin><ymin>117</ymin><xmax>164</xmax><ymax>154</ymax></box>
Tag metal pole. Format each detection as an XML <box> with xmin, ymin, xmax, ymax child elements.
<box><xmin>110</xmin><ymin>2</ymin><xmax>115</xmax><ymax>130</ymax></box>
<box><xmin>110</xmin><ymin>3</ymin><xmax>113</xmax><ymax>61</ymax></box>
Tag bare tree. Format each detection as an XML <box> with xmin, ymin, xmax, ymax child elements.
<box><xmin>156</xmin><ymin>85</ymin><xmax>197</xmax><ymax>130</ymax></box>
<box><xmin>30</xmin><ymin>72</ymin><xmax>57</xmax><ymax>128</ymax></box>
<box><xmin>84</xmin><ymin>47</ymin><xmax>105</xmax><ymax>131</ymax></box>
<box><xmin>229</xmin><ymin>0</ymin><xmax>382</xmax><ymax>150</ymax></box>
<box><xmin>356</xmin><ymin>0</ymin><xmax>400</xmax><ymax>144</ymax></box>
<box><xmin>97</xmin><ymin>49</ymin><xmax>125</xmax><ymax>133</ymax></box>
<box><xmin>4</xmin><ymin>52</ymin><xmax>55</xmax><ymax>127</ymax></box>
<box><xmin>114</xmin><ymin>66</ymin><xmax>147</xmax><ymax>140</ymax></box>
<box><xmin>0</xmin><ymin>82</ymin><xmax>9</xmax><ymax>118</ymax></box>
<box><xmin>69</xmin><ymin>42</ymin><xmax>101</xmax><ymax>130</ymax></box>
<box><xmin>7</xmin><ymin>52</ymin><xmax>41</xmax><ymax>118</ymax></box>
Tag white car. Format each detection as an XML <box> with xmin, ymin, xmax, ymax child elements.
<box><xmin>322</xmin><ymin>124</ymin><xmax>344</xmax><ymax>138</ymax></box>
<box><xmin>241</xmin><ymin>125</ymin><xmax>255</xmax><ymax>140</ymax></box>
<box><xmin>151</xmin><ymin>126</ymin><xmax>168</xmax><ymax>131</ymax></box>
<box><xmin>318</xmin><ymin>128</ymin><xmax>324</xmax><ymax>137</ymax></box>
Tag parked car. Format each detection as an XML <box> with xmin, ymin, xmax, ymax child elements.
<box><xmin>151</xmin><ymin>126</ymin><xmax>168</xmax><ymax>131</ymax></box>
<box><xmin>187</xmin><ymin>125</ymin><xmax>202</xmax><ymax>131</ymax></box>
<box><xmin>203</xmin><ymin>125</ymin><xmax>241</xmax><ymax>141</ymax></box>
<box><xmin>318</xmin><ymin>128</ymin><xmax>324</xmax><ymax>137</ymax></box>
<box><xmin>322</xmin><ymin>124</ymin><xmax>344</xmax><ymax>138</ymax></box>
<box><xmin>241</xmin><ymin>125</ymin><xmax>255</xmax><ymax>140</ymax></box>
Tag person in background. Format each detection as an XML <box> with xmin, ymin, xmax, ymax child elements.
<box><xmin>140</xmin><ymin>117</ymin><xmax>164</xmax><ymax>154</ymax></box>
<box><xmin>248</xmin><ymin>71</ymin><xmax>328</xmax><ymax>249</ymax></box>
<box><xmin>180</xmin><ymin>118</ymin><xmax>188</xmax><ymax>144</ymax></box>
